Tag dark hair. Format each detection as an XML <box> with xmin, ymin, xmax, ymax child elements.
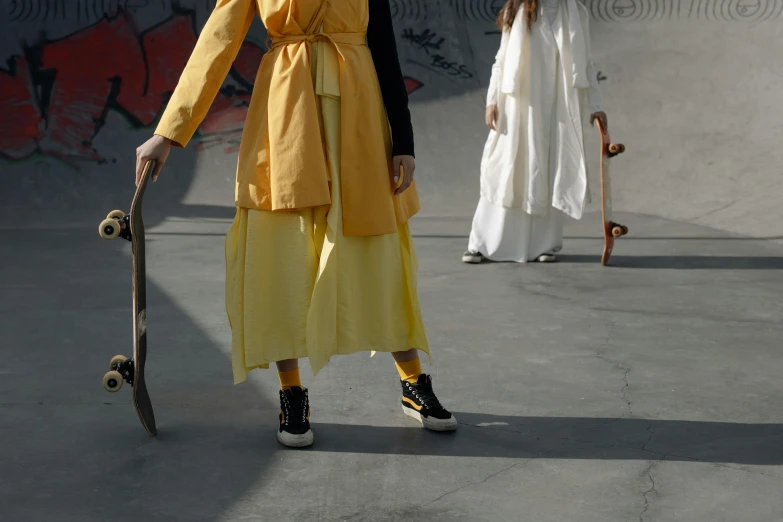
<box><xmin>496</xmin><ymin>0</ymin><xmax>538</xmax><ymax>31</ymax></box>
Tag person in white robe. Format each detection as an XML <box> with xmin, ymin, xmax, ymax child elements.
<box><xmin>463</xmin><ymin>0</ymin><xmax>607</xmax><ymax>263</ymax></box>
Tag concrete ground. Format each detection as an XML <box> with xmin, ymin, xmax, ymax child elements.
<box><xmin>2</xmin><ymin>208</ymin><xmax>782</xmax><ymax>521</ymax></box>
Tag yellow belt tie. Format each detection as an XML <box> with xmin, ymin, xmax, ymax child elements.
<box><xmin>270</xmin><ymin>32</ymin><xmax>366</xmax><ymax>98</ymax></box>
<box><xmin>271</xmin><ymin>31</ymin><xmax>366</xmax><ymax>60</ymax></box>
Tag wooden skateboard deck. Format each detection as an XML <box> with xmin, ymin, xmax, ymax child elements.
<box><xmin>98</xmin><ymin>161</ymin><xmax>157</xmax><ymax>436</ymax></box>
<box><xmin>596</xmin><ymin>119</ymin><xmax>628</xmax><ymax>266</ymax></box>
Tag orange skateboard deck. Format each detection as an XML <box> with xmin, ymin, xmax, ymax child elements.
<box><xmin>98</xmin><ymin>161</ymin><xmax>157</xmax><ymax>436</ymax></box>
<box><xmin>596</xmin><ymin>119</ymin><xmax>628</xmax><ymax>266</ymax></box>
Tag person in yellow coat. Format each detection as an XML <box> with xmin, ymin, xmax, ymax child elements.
<box><xmin>134</xmin><ymin>0</ymin><xmax>457</xmax><ymax>447</ymax></box>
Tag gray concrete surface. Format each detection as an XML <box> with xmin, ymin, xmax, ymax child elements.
<box><xmin>2</xmin><ymin>1</ymin><xmax>783</xmax><ymax>521</ymax></box>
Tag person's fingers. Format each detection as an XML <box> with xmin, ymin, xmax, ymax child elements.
<box><xmin>136</xmin><ymin>153</ymin><xmax>158</xmax><ymax>184</ymax></box>
<box><xmin>486</xmin><ymin>106</ymin><xmax>497</xmax><ymax>129</ymax></box>
<box><xmin>395</xmin><ymin>178</ymin><xmax>411</xmax><ymax>195</ymax></box>
<box><xmin>394</xmin><ymin>165</ymin><xmax>408</xmax><ymax>194</ymax></box>
<box><xmin>135</xmin><ymin>148</ymin><xmax>143</xmax><ymax>186</ymax></box>
<box><xmin>151</xmin><ymin>159</ymin><xmax>164</xmax><ymax>182</ymax></box>
<box><xmin>394</xmin><ymin>159</ymin><xmax>414</xmax><ymax>195</ymax></box>
<box><xmin>393</xmin><ymin>156</ymin><xmax>402</xmax><ymax>185</ymax></box>
<box><xmin>592</xmin><ymin>112</ymin><xmax>608</xmax><ymax>129</ymax></box>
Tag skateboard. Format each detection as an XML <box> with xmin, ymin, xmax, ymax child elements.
<box><xmin>98</xmin><ymin>160</ymin><xmax>158</xmax><ymax>436</ymax></box>
<box><xmin>596</xmin><ymin>119</ymin><xmax>628</xmax><ymax>266</ymax></box>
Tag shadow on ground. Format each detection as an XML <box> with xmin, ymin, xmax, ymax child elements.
<box><xmin>0</xmin><ymin>229</ymin><xmax>277</xmax><ymax>522</ymax></box>
<box><xmin>557</xmin><ymin>255</ymin><xmax>783</xmax><ymax>269</ymax></box>
<box><xmin>308</xmin><ymin>413</ymin><xmax>783</xmax><ymax>466</ymax></box>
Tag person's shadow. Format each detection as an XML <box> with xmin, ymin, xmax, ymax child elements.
<box><xmin>309</xmin><ymin>413</ymin><xmax>783</xmax><ymax>466</ymax></box>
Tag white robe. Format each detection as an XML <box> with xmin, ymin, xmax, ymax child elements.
<box><xmin>468</xmin><ymin>0</ymin><xmax>602</xmax><ymax>262</ymax></box>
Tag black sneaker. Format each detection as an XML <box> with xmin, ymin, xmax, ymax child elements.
<box><xmin>278</xmin><ymin>387</ymin><xmax>314</xmax><ymax>447</ymax></box>
<box><xmin>401</xmin><ymin>374</ymin><xmax>458</xmax><ymax>431</ymax></box>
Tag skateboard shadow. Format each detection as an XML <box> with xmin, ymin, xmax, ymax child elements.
<box><xmin>308</xmin><ymin>413</ymin><xmax>783</xmax><ymax>466</ymax></box>
<box><xmin>557</xmin><ymin>254</ymin><xmax>783</xmax><ymax>269</ymax></box>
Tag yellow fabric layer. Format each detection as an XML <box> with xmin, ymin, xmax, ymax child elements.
<box><xmin>225</xmin><ymin>94</ymin><xmax>430</xmax><ymax>384</ymax></box>
<box><xmin>154</xmin><ymin>0</ymin><xmax>420</xmax><ymax>236</ymax></box>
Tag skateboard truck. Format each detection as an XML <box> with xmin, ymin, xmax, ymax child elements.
<box><xmin>103</xmin><ymin>355</ymin><xmax>135</xmax><ymax>392</ymax></box>
<box><xmin>98</xmin><ymin>211</ymin><xmax>133</xmax><ymax>242</ymax></box>
<box><xmin>607</xmin><ymin>143</ymin><xmax>625</xmax><ymax>158</ymax></box>
<box><xmin>608</xmin><ymin>221</ymin><xmax>629</xmax><ymax>238</ymax></box>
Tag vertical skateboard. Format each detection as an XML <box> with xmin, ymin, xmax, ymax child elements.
<box><xmin>98</xmin><ymin>161</ymin><xmax>157</xmax><ymax>436</ymax></box>
<box><xmin>595</xmin><ymin>119</ymin><xmax>628</xmax><ymax>266</ymax></box>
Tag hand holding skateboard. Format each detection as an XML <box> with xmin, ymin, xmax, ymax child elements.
<box><xmin>135</xmin><ymin>135</ymin><xmax>170</xmax><ymax>185</ymax></box>
<box><xmin>591</xmin><ymin>111</ymin><xmax>608</xmax><ymax>130</ymax></box>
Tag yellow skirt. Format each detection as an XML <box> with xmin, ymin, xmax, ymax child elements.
<box><xmin>224</xmin><ymin>96</ymin><xmax>429</xmax><ymax>383</ymax></box>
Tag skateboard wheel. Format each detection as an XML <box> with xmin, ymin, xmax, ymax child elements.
<box><xmin>106</xmin><ymin>210</ymin><xmax>125</xmax><ymax>220</ymax></box>
<box><xmin>99</xmin><ymin>218</ymin><xmax>121</xmax><ymax>240</ymax></box>
<box><xmin>622</xmin><ymin>225</ymin><xmax>629</xmax><ymax>235</ymax></box>
<box><xmin>109</xmin><ymin>354</ymin><xmax>128</xmax><ymax>371</ymax></box>
<box><xmin>103</xmin><ymin>371</ymin><xmax>124</xmax><ymax>392</ymax></box>
<box><xmin>612</xmin><ymin>226</ymin><xmax>624</xmax><ymax>237</ymax></box>
<box><xmin>609</xmin><ymin>143</ymin><xmax>625</xmax><ymax>155</ymax></box>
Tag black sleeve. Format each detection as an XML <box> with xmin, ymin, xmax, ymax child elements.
<box><xmin>366</xmin><ymin>0</ymin><xmax>415</xmax><ymax>157</ymax></box>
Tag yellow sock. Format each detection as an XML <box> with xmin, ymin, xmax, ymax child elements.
<box><xmin>395</xmin><ymin>358</ymin><xmax>422</xmax><ymax>384</ymax></box>
<box><xmin>278</xmin><ymin>368</ymin><xmax>302</xmax><ymax>391</ymax></box>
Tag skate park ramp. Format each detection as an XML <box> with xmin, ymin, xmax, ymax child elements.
<box><xmin>1</xmin><ymin>0</ymin><xmax>781</xmax><ymax>238</ymax></box>
<box><xmin>3</xmin><ymin>2</ymin><xmax>783</xmax><ymax>522</ymax></box>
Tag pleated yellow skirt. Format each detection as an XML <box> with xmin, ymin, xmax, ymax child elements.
<box><xmin>224</xmin><ymin>96</ymin><xmax>429</xmax><ymax>383</ymax></box>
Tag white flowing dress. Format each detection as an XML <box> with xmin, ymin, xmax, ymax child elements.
<box><xmin>468</xmin><ymin>0</ymin><xmax>601</xmax><ymax>262</ymax></box>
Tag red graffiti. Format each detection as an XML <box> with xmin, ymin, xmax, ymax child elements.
<box><xmin>0</xmin><ymin>57</ymin><xmax>43</xmax><ymax>160</ymax></box>
<box><xmin>404</xmin><ymin>76</ymin><xmax>424</xmax><ymax>95</ymax></box>
<box><xmin>0</xmin><ymin>9</ymin><xmax>262</xmax><ymax>165</ymax></box>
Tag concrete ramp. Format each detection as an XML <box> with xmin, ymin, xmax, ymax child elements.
<box><xmin>2</xmin><ymin>1</ymin><xmax>782</xmax><ymax>238</ymax></box>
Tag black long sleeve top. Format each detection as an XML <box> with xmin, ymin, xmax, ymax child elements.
<box><xmin>366</xmin><ymin>0</ymin><xmax>415</xmax><ymax>158</ymax></box>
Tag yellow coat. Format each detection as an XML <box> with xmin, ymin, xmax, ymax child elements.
<box><xmin>155</xmin><ymin>0</ymin><xmax>420</xmax><ymax>236</ymax></box>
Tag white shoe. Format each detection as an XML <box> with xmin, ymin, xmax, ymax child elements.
<box><xmin>462</xmin><ymin>250</ymin><xmax>484</xmax><ymax>264</ymax></box>
<box><xmin>536</xmin><ymin>253</ymin><xmax>558</xmax><ymax>263</ymax></box>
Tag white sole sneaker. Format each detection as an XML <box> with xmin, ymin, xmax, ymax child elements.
<box><xmin>402</xmin><ymin>405</ymin><xmax>458</xmax><ymax>432</ymax></box>
<box><xmin>277</xmin><ymin>429</ymin><xmax>314</xmax><ymax>448</ymax></box>
<box><xmin>536</xmin><ymin>253</ymin><xmax>558</xmax><ymax>263</ymax></box>
<box><xmin>462</xmin><ymin>251</ymin><xmax>483</xmax><ymax>264</ymax></box>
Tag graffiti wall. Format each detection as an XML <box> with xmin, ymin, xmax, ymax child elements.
<box><xmin>0</xmin><ymin>0</ymin><xmax>428</xmax><ymax>168</ymax></box>
<box><xmin>2</xmin><ymin>0</ymin><xmax>780</xmax><ymax>167</ymax></box>
<box><xmin>2</xmin><ymin>3</ymin><xmax>253</xmax><ymax>166</ymax></box>
<box><xmin>4</xmin><ymin>13</ymin><xmax>238</xmax><ymax>164</ymax></box>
